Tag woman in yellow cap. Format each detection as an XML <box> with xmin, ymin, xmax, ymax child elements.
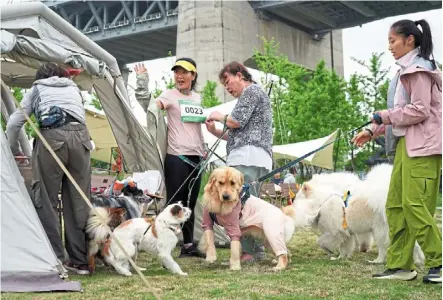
<box><xmin>134</xmin><ymin>58</ymin><xmax>206</xmax><ymax>258</ymax></box>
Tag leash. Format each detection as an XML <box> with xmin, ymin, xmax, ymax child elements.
<box><xmin>255</xmin><ymin>120</ymin><xmax>373</xmax><ymax>184</ymax></box>
<box><xmin>10</xmin><ymin>95</ymin><xmax>159</xmax><ymax>299</ymax></box>
<box><xmin>163</xmin><ymin>125</ymin><xmax>229</xmax><ymax>208</ymax></box>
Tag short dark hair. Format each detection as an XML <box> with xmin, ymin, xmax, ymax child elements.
<box><xmin>35</xmin><ymin>62</ymin><xmax>69</xmax><ymax>80</ymax></box>
<box><xmin>174</xmin><ymin>57</ymin><xmax>198</xmax><ymax>90</ymax></box>
<box><xmin>391</xmin><ymin>19</ymin><xmax>434</xmax><ymax>63</ymax></box>
<box><xmin>218</xmin><ymin>61</ymin><xmax>255</xmax><ymax>84</ymax></box>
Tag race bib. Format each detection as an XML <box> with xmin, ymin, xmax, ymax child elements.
<box><xmin>178</xmin><ymin>100</ymin><xmax>206</xmax><ymax>123</ymax></box>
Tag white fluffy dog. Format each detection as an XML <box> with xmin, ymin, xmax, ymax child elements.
<box><xmin>293</xmin><ymin>164</ymin><xmax>424</xmax><ymax>265</ymax></box>
<box><xmin>88</xmin><ymin>202</ymin><xmax>191</xmax><ymax>276</ymax></box>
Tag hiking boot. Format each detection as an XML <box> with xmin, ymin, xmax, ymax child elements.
<box><xmin>372</xmin><ymin>269</ymin><xmax>417</xmax><ymax>281</ymax></box>
<box><xmin>423</xmin><ymin>266</ymin><xmax>442</xmax><ymax>284</ymax></box>
<box><xmin>63</xmin><ymin>262</ymin><xmax>90</xmax><ymax>275</ymax></box>
<box><xmin>179</xmin><ymin>244</ymin><xmax>206</xmax><ymax>258</ymax></box>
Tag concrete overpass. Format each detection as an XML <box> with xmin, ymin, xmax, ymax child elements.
<box><xmin>42</xmin><ymin>0</ymin><xmax>442</xmax><ymax>102</ymax></box>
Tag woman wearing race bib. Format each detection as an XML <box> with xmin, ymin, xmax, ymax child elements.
<box><xmin>135</xmin><ymin>58</ymin><xmax>206</xmax><ymax>258</ymax></box>
<box><xmin>205</xmin><ymin>61</ymin><xmax>273</xmax><ymax>263</ymax></box>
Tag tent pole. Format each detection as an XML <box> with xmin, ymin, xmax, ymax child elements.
<box><xmin>333</xmin><ymin>130</ymin><xmax>341</xmax><ymax>172</ymax></box>
<box><xmin>1</xmin><ymin>81</ymin><xmax>32</xmax><ymax>157</ymax></box>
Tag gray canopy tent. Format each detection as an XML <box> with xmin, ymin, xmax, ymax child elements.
<box><xmin>0</xmin><ymin>4</ymin><xmax>229</xmax><ymax>292</ymax></box>
<box><xmin>0</xmin><ymin>129</ymin><xmax>82</xmax><ymax>292</ymax></box>
<box><xmin>0</xmin><ymin>1</ymin><xmax>167</xmax><ymax>293</ymax></box>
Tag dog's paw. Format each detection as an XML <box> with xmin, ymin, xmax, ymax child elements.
<box><xmin>178</xmin><ymin>272</ymin><xmax>188</xmax><ymax>276</ymax></box>
<box><xmin>272</xmin><ymin>266</ymin><xmax>285</xmax><ymax>272</ymax></box>
<box><xmin>329</xmin><ymin>256</ymin><xmax>339</xmax><ymax>261</ymax></box>
<box><xmin>229</xmin><ymin>264</ymin><xmax>241</xmax><ymax>271</ymax></box>
<box><xmin>121</xmin><ymin>271</ymin><xmax>132</xmax><ymax>277</ymax></box>
<box><xmin>206</xmin><ymin>256</ymin><xmax>217</xmax><ymax>264</ymax></box>
<box><xmin>137</xmin><ymin>267</ymin><xmax>147</xmax><ymax>271</ymax></box>
<box><xmin>271</xmin><ymin>258</ymin><xmax>278</xmax><ymax>264</ymax></box>
<box><xmin>368</xmin><ymin>259</ymin><xmax>385</xmax><ymax>264</ymax></box>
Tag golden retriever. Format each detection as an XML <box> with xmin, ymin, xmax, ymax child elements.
<box><xmin>200</xmin><ymin>167</ymin><xmax>298</xmax><ymax>271</ymax></box>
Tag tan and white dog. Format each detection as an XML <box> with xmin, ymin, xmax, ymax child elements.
<box><xmin>86</xmin><ymin>207</ymin><xmax>127</xmax><ymax>274</ymax></box>
<box><xmin>293</xmin><ymin>163</ymin><xmax>424</xmax><ymax>265</ymax></box>
<box><xmin>199</xmin><ymin>167</ymin><xmax>301</xmax><ymax>271</ymax></box>
<box><xmin>87</xmin><ymin>202</ymin><xmax>191</xmax><ymax>276</ymax></box>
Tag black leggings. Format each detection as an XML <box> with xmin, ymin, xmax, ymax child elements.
<box><xmin>164</xmin><ymin>153</ymin><xmax>202</xmax><ymax>244</ymax></box>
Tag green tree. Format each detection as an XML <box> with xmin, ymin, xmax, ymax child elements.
<box><xmin>253</xmin><ymin>37</ymin><xmax>368</xmax><ymax>173</ymax></box>
<box><xmin>90</xmin><ymin>92</ymin><xmax>103</xmax><ymax>111</ymax></box>
<box><xmin>351</xmin><ymin>53</ymin><xmax>389</xmax><ymax>115</ymax></box>
<box><xmin>346</xmin><ymin>53</ymin><xmax>390</xmax><ymax>170</ymax></box>
<box><xmin>152</xmin><ymin>76</ymin><xmax>175</xmax><ymax>99</ymax></box>
<box><xmin>200</xmin><ymin>80</ymin><xmax>221</xmax><ymax>108</ymax></box>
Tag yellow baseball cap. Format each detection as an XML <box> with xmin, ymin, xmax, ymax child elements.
<box><xmin>171</xmin><ymin>60</ymin><xmax>197</xmax><ymax>72</ymax></box>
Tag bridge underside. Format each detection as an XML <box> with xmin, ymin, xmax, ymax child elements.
<box><xmin>43</xmin><ymin>0</ymin><xmax>178</xmax><ymax>64</ymax></box>
<box><xmin>42</xmin><ymin>1</ymin><xmax>442</xmax><ymax>64</ymax></box>
<box><xmin>250</xmin><ymin>1</ymin><xmax>442</xmax><ymax>37</ymax></box>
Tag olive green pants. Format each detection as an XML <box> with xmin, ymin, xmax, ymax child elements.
<box><xmin>386</xmin><ymin>138</ymin><xmax>442</xmax><ymax>270</ymax></box>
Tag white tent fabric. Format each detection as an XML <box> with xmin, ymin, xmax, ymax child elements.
<box><xmin>0</xmin><ymin>130</ymin><xmax>81</xmax><ymax>292</ymax></box>
<box><xmin>84</xmin><ymin>108</ymin><xmax>118</xmax><ymax>163</ymax></box>
<box><xmin>273</xmin><ymin>130</ymin><xmax>340</xmax><ymax>170</ymax></box>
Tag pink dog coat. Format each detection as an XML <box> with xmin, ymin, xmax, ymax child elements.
<box><xmin>202</xmin><ymin>196</ymin><xmax>288</xmax><ymax>256</ymax></box>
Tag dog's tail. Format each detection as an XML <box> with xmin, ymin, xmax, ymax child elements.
<box><xmin>86</xmin><ymin>207</ymin><xmax>111</xmax><ymax>243</ymax></box>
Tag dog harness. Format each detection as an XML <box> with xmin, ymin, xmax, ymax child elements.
<box><xmin>312</xmin><ymin>191</ymin><xmax>351</xmax><ymax>230</ymax></box>
<box><xmin>208</xmin><ymin>184</ymin><xmax>250</xmax><ymax>224</ymax></box>
<box><xmin>142</xmin><ymin>222</ymin><xmax>181</xmax><ymax>237</ymax></box>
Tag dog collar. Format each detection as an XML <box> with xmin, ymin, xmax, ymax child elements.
<box><xmin>168</xmin><ymin>225</ymin><xmax>181</xmax><ymax>235</ymax></box>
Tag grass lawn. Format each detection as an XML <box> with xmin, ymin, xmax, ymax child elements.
<box><xmin>3</xmin><ymin>210</ymin><xmax>441</xmax><ymax>300</ymax></box>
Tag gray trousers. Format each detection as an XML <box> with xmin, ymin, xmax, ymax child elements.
<box><xmin>231</xmin><ymin>165</ymin><xmax>268</xmax><ymax>255</ymax></box>
<box><xmin>31</xmin><ymin>123</ymin><xmax>92</xmax><ymax>265</ymax></box>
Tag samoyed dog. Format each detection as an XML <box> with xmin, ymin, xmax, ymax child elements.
<box><xmin>292</xmin><ymin>163</ymin><xmax>424</xmax><ymax>265</ymax></box>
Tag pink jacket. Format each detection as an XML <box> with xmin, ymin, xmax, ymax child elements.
<box><xmin>373</xmin><ymin>65</ymin><xmax>442</xmax><ymax>157</ymax></box>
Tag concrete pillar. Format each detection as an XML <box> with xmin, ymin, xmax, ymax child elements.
<box><xmin>176</xmin><ymin>0</ymin><xmax>259</xmax><ymax>103</ymax></box>
<box><xmin>176</xmin><ymin>1</ymin><xmax>344</xmax><ymax>103</ymax></box>
<box><xmin>1</xmin><ymin>81</ymin><xmax>32</xmax><ymax>157</ymax></box>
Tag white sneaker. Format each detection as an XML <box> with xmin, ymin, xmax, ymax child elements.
<box><xmin>423</xmin><ymin>266</ymin><xmax>442</xmax><ymax>284</ymax></box>
<box><xmin>373</xmin><ymin>269</ymin><xmax>417</xmax><ymax>281</ymax></box>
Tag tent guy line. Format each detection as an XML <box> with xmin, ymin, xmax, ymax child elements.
<box><xmin>10</xmin><ymin>91</ymin><xmax>161</xmax><ymax>300</ymax></box>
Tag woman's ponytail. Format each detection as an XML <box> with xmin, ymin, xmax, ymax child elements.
<box><xmin>414</xmin><ymin>19</ymin><xmax>434</xmax><ymax>61</ymax></box>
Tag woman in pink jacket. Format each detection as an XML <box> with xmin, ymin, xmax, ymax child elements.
<box><xmin>353</xmin><ymin>19</ymin><xmax>442</xmax><ymax>283</ymax></box>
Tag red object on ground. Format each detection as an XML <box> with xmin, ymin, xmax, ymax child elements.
<box><xmin>66</xmin><ymin>68</ymin><xmax>83</xmax><ymax>77</ymax></box>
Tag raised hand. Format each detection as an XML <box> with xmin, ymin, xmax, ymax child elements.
<box><xmin>134</xmin><ymin>63</ymin><xmax>147</xmax><ymax>75</ymax></box>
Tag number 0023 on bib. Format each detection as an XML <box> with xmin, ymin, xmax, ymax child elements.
<box><xmin>179</xmin><ymin>100</ymin><xmax>206</xmax><ymax>123</ymax></box>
